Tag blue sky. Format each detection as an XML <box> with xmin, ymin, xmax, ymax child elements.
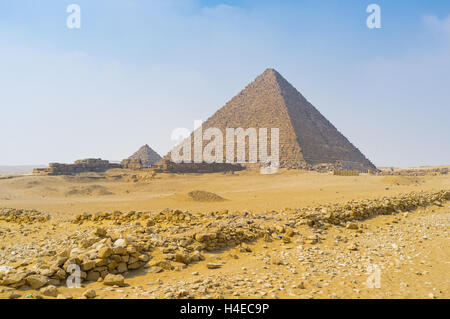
<box><xmin>0</xmin><ymin>0</ymin><xmax>449</xmax><ymax>167</ymax></box>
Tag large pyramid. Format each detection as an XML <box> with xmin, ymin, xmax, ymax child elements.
<box><xmin>166</xmin><ymin>68</ymin><xmax>376</xmax><ymax>171</ymax></box>
<box><xmin>128</xmin><ymin>144</ymin><xmax>161</xmax><ymax>167</ymax></box>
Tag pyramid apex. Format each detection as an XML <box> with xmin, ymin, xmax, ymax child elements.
<box><xmin>257</xmin><ymin>68</ymin><xmax>285</xmax><ymax>83</ymax></box>
<box><xmin>262</xmin><ymin>67</ymin><xmax>278</xmax><ymax>74</ymax></box>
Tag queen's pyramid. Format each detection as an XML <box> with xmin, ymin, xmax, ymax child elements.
<box><xmin>129</xmin><ymin>144</ymin><xmax>161</xmax><ymax>168</ymax></box>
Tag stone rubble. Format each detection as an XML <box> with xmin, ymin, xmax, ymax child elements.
<box><xmin>0</xmin><ymin>208</ymin><xmax>50</xmax><ymax>224</ymax></box>
<box><xmin>0</xmin><ymin>189</ymin><xmax>448</xmax><ymax>298</ymax></box>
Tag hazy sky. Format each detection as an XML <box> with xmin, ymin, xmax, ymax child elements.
<box><xmin>0</xmin><ymin>0</ymin><xmax>449</xmax><ymax>167</ymax></box>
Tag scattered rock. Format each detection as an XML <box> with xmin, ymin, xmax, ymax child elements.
<box><xmin>103</xmin><ymin>274</ymin><xmax>125</xmax><ymax>286</ymax></box>
<box><xmin>83</xmin><ymin>289</ymin><xmax>96</xmax><ymax>299</ymax></box>
<box><xmin>26</xmin><ymin>275</ymin><xmax>49</xmax><ymax>289</ymax></box>
<box><xmin>206</xmin><ymin>263</ymin><xmax>222</xmax><ymax>269</ymax></box>
<box><xmin>40</xmin><ymin>285</ymin><xmax>59</xmax><ymax>297</ymax></box>
<box><xmin>8</xmin><ymin>291</ymin><xmax>21</xmax><ymax>299</ymax></box>
<box><xmin>346</xmin><ymin>222</ymin><xmax>359</xmax><ymax>230</ymax></box>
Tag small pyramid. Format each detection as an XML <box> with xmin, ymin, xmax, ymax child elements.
<box><xmin>165</xmin><ymin>68</ymin><xmax>376</xmax><ymax>171</ymax></box>
<box><xmin>129</xmin><ymin>144</ymin><xmax>161</xmax><ymax>167</ymax></box>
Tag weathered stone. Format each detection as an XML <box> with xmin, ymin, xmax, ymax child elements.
<box><xmin>285</xmin><ymin>228</ymin><xmax>295</xmax><ymax>237</ymax></box>
<box><xmin>54</xmin><ymin>268</ymin><xmax>67</xmax><ymax>280</ymax></box>
<box><xmin>40</xmin><ymin>285</ymin><xmax>59</xmax><ymax>297</ymax></box>
<box><xmin>206</xmin><ymin>263</ymin><xmax>222</xmax><ymax>269</ymax></box>
<box><xmin>83</xmin><ymin>289</ymin><xmax>96</xmax><ymax>299</ymax></box>
<box><xmin>1</xmin><ymin>272</ymin><xmax>27</xmax><ymax>287</ymax></box>
<box><xmin>95</xmin><ymin>227</ymin><xmax>107</xmax><ymax>237</ymax></box>
<box><xmin>116</xmin><ymin>263</ymin><xmax>127</xmax><ymax>273</ymax></box>
<box><xmin>147</xmin><ymin>266</ymin><xmax>163</xmax><ymax>273</ymax></box>
<box><xmin>86</xmin><ymin>271</ymin><xmax>100</xmax><ymax>282</ymax></box>
<box><xmin>195</xmin><ymin>233</ymin><xmax>210</xmax><ymax>242</ymax></box>
<box><xmin>81</xmin><ymin>260</ymin><xmax>96</xmax><ymax>272</ymax></box>
<box><xmin>103</xmin><ymin>274</ymin><xmax>125</xmax><ymax>286</ymax></box>
<box><xmin>8</xmin><ymin>292</ymin><xmax>21</xmax><ymax>299</ymax></box>
<box><xmin>97</xmin><ymin>247</ymin><xmax>112</xmax><ymax>259</ymax></box>
<box><xmin>56</xmin><ymin>256</ymin><xmax>69</xmax><ymax>267</ymax></box>
<box><xmin>26</xmin><ymin>275</ymin><xmax>49</xmax><ymax>289</ymax></box>
<box><xmin>149</xmin><ymin>259</ymin><xmax>172</xmax><ymax>270</ymax></box>
<box><xmin>113</xmin><ymin>246</ymin><xmax>127</xmax><ymax>255</ymax></box>
<box><xmin>128</xmin><ymin>261</ymin><xmax>144</xmax><ymax>270</ymax></box>
<box><xmin>108</xmin><ymin>261</ymin><xmax>118</xmax><ymax>271</ymax></box>
<box><xmin>174</xmin><ymin>252</ymin><xmax>190</xmax><ymax>264</ymax></box>
<box><xmin>346</xmin><ymin>222</ymin><xmax>359</xmax><ymax>230</ymax></box>
<box><xmin>113</xmin><ymin>239</ymin><xmax>127</xmax><ymax>248</ymax></box>
<box><xmin>94</xmin><ymin>258</ymin><xmax>109</xmax><ymax>267</ymax></box>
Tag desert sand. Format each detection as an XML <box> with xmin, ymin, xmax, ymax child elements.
<box><xmin>0</xmin><ymin>168</ymin><xmax>448</xmax><ymax>299</ymax></box>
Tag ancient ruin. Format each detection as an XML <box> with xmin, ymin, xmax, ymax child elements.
<box><xmin>153</xmin><ymin>159</ymin><xmax>243</xmax><ymax>174</ymax></box>
<box><xmin>120</xmin><ymin>159</ymin><xmax>145</xmax><ymax>170</ymax></box>
<box><xmin>33</xmin><ymin>159</ymin><xmax>121</xmax><ymax>176</ymax></box>
<box><xmin>125</xmin><ymin>145</ymin><xmax>161</xmax><ymax>168</ymax></box>
<box><xmin>165</xmin><ymin>68</ymin><xmax>377</xmax><ymax>172</ymax></box>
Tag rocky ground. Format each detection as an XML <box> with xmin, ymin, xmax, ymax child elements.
<box><xmin>0</xmin><ymin>190</ymin><xmax>448</xmax><ymax>299</ymax></box>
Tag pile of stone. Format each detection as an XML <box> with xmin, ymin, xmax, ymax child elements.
<box><xmin>2</xmin><ymin>189</ymin><xmax>448</xmax><ymax>292</ymax></box>
<box><xmin>192</xmin><ymin>223</ymin><xmax>265</xmax><ymax>252</ymax></box>
<box><xmin>72</xmin><ymin>209</ymin><xmax>197</xmax><ymax>226</ymax></box>
<box><xmin>294</xmin><ymin>190</ymin><xmax>450</xmax><ymax>226</ymax></box>
<box><xmin>378</xmin><ymin>167</ymin><xmax>448</xmax><ymax>176</ymax></box>
<box><xmin>34</xmin><ymin>158</ymin><xmax>121</xmax><ymax>176</ymax></box>
<box><xmin>72</xmin><ymin>210</ymin><xmax>266</xmax><ymax>250</ymax></box>
<box><xmin>73</xmin><ymin>211</ymin><xmax>152</xmax><ymax>224</ymax></box>
<box><xmin>0</xmin><ymin>208</ymin><xmax>50</xmax><ymax>224</ymax></box>
<box><xmin>73</xmin><ymin>209</ymin><xmax>197</xmax><ymax>226</ymax></box>
<box><xmin>0</xmin><ymin>229</ymin><xmax>151</xmax><ymax>289</ymax></box>
<box><xmin>152</xmin><ymin>209</ymin><xmax>197</xmax><ymax>224</ymax></box>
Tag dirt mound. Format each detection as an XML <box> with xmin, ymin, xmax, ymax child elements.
<box><xmin>65</xmin><ymin>185</ymin><xmax>114</xmax><ymax>197</ymax></box>
<box><xmin>381</xmin><ymin>176</ymin><xmax>423</xmax><ymax>186</ymax></box>
<box><xmin>25</xmin><ymin>180</ymin><xmax>41</xmax><ymax>188</ymax></box>
<box><xmin>187</xmin><ymin>190</ymin><xmax>225</xmax><ymax>202</ymax></box>
<box><xmin>63</xmin><ymin>173</ymin><xmax>105</xmax><ymax>183</ymax></box>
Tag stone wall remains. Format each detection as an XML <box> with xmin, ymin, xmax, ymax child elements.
<box><xmin>33</xmin><ymin>159</ymin><xmax>121</xmax><ymax>176</ymax></box>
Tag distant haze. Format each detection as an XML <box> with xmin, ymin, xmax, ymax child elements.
<box><xmin>0</xmin><ymin>165</ymin><xmax>45</xmax><ymax>175</ymax></box>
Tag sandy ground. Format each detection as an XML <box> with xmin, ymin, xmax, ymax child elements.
<box><xmin>48</xmin><ymin>205</ymin><xmax>450</xmax><ymax>299</ymax></box>
<box><xmin>0</xmin><ymin>168</ymin><xmax>449</xmax><ymax>299</ymax></box>
<box><xmin>0</xmin><ymin>169</ymin><xmax>448</xmax><ymax>219</ymax></box>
